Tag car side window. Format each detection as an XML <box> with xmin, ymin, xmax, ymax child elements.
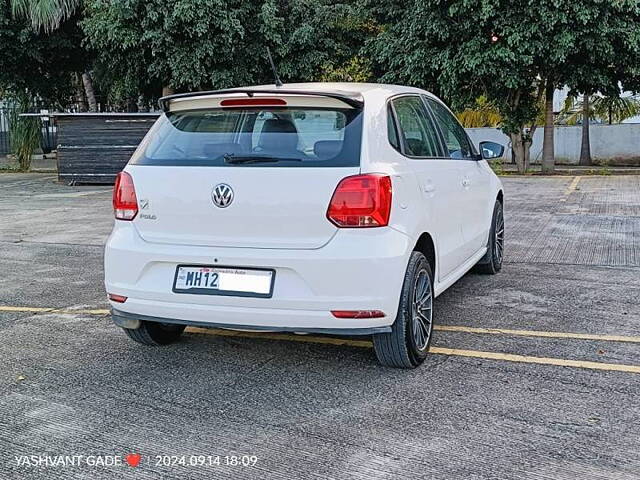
<box><xmin>387</xmin><ymin>105</ymin><xmax>400</xmax><ymax>151</ymax></box>
<box><xmin>425</xmin><ymin>97</ymin><xmax>473</xmax><ymax>159</ymax></box>
<box><xmin>390</xmin><ymin>96</ymin><xmax>441</xmax><ymax>157</ymax></box>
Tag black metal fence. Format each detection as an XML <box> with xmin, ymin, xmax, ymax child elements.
<box><xmin>56</xmin><ymin>113</ymin><xmax>158</xmax><ymax>184</ymax></box>
<box><xmin>0</xmin><ymin>106</ymin><xmax>58</xmax><ymax>156</ymax></box>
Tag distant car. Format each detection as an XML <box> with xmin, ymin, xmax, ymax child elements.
<box><xmin>105</xmin><ymin>83</ymin><xmax>504</xmax><ymax>368</ymax></box>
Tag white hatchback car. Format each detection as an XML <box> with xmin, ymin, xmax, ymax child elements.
<box><xmin>105</xmin><ymin>82</ymin><xmax>504</xmax><ymax>368</ymax></box>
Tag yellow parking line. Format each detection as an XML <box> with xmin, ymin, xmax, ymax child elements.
<box><xmin>0</xmin><ymin>306</ymin><xmax>110</xmax><ymax>315</ymax></box>
<box><xmin>561</xmin><ymin>175</ymin><xmax>581</xmax><ymax>201</ymax></box>
<box><xmin>434</xmin><ymin>325</ymin><xmax>640</xmax><ymax>344</ymax></box>
<box><xmin>66</xmin><ymin>309</ymin><xmax>110</xmax><ymax>315</ymax></box>
<box><xmin>0</xmin><ymin>306</ymin><xmax>54</xmax><ymax>313</ymax></box>
<box><xmin>2</xmin><ymin>306</ymin><xmax>638</xmax><ymax>373</ymax></box>
<box><xmin>4</xmin><ymin>306</ymin><xmax>640</xmax><ymax>344</ymax></box>
<box><xmin>430</xmin><ymin>347</ymin><xmax>640</xmax><ymax>374</ymax></box>
<box><xmin>186</xmin><ymin>328</ymin><xmax>640</xmax><ymax>374</ymax></box>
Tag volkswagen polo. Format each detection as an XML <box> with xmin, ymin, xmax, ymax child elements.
<box><xmin>105</xmin><ymin>83</ymin><xmax>505</xmax><ymax>368</ymax></box>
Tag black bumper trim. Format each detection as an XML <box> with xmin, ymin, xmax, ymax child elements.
<box><xmin>111</xmin><ymin>308</ymin><xmax>392</xmax><ymax>336</ymax></box>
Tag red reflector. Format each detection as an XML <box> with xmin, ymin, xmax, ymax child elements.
<box><xmin>113</xmin><ymin>171</ymin><xmax>138</xmax><ymax>221</ymax></box>
<box><xmin>220</xmin><ymin>98</ymin><xmax>287</xmax><ymax>107</ymax></box>
<box><xmin>327</xmin><ymin>174</ymin><xmax>392</xmax><ymax>227</ymax></box>
<box><xmin>331</xmin><ymin>310</ymin><xmax>386</xmax><ymax>319</ymax></box>
<box><xmin>108</xmin><ymin>293</ymin><xmax>128</xmax><ymax>303</ymax></box>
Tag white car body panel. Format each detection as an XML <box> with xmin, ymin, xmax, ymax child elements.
<box><xmin>129</xmin><ymin>165</ymin><xmax>358</xmax><ymax>249</ymax></box>
<box><xmin>106</xmin><ymin>222</ymin><xmax>411</xmax><ymax>331</ymax></box>
<box><xmin>105</xmin><ymin>82</ymin><xmax>503</xmax><ymax>333</ymax></box>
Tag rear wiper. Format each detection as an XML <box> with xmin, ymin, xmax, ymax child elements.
<box><xmin>223</xmin><ymin>154</ymin><xmax>302</xmax><ymax>164</ymax></box>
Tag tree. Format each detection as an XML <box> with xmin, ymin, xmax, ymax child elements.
<box><xmin>559</xmin><ymin>1</ymin><xmax>640</xmax><ymax>166</ymax></box>
<box><xmin>10</xmin><ymin>0</ymin><xmax>98</xmax><ymax>110</ymax></box>
<box><xmin>560</xmin><ymin>93</ymin><xmax>640</xmax><ymax>125</ymax></box>
<box><xmin>367</xmin><ymin>0</ymin><xmax>550</xmax><ymax>173</ymax></box>
<box><xmin>596</xmin><ymin>95</ymin><xmax>640</xmax><ymax>125</ymax></box>
<box><xmin>579</xmin><ymin>95</ymin><xmax>591</xmax><ymax>166</ymax></box>
<box><xmin>81</xmin><ymin>0</ymin><xmax>372</xmax><ymax>107</ymax></box>
<box><xmin>590</xmin><ymin>94</ymin><xmax>640</xmax><ymax>125</ymax></box>
<box><xmin>557</xmin><ymin>91</ymin><xmax>640</xmax><ymax>165</ymax></box>
<box><xmin>0</xmin><ymin>1</ymin><xmax>87</xmax><ymax>170</ymax></box>
<box><xmin>273</xmin><ymin>1</ymin><xmax>378</xmax><ymax>83</ymax></box>
<box><xmin>367</xmin><ymin>0</ymin><xmax>640</xmax><ymax>173</ymax></box>
<box><xmin>82</xmin><ymin>0</ymin><xmax>262</xmax><ymax>105</ymax></box>
<box><xmin>541</xmin><ymin>78</ymin><xmax>555</xmax><ymax>173</ymax></box>
<box><xmin>11</xmin><ymin>0</ymin><xmax>80</xmax><ymax>32</ymax></box>
<box><xmin>0</xmin><ymin>1</ymin><xmax>86</xmax><ymax>104</ymax></box>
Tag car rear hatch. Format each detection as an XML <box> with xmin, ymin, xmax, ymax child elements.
<box><xmin>127</xmin><ymin>91</ymin><xmax>364</xmax><ymax>250</ymax></box>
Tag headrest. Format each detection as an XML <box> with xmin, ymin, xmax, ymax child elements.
<box><xmin>261</xmin><ymin>118</ymin><xmax>298</xmax><ymax>134</ymax></box>
<box><xmin>314</xmin><ymin>140</ymin><xmax>342</xmax><ymax>159</ymax></box>
<box><xmin>259</xmin><ymin>118</ymin><xmax>299</xmax><ymax>152</ymax></box>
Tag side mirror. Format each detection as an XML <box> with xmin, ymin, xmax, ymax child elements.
<box><xmin>479</xmin><ymin>141</ymin><xmax>504</xmax><ymax>160</ymax></box>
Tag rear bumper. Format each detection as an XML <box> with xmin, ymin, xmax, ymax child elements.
<box><xmin>112</xmin><ymin>308</ymin><xmax>391</xmax><ymax>335</ymax></box>
<box><xmin>105</xmin><ymin>222</ymin><xmax>413</xmax><ymax>331</ymax></box>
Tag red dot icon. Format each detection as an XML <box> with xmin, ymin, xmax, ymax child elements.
<box><xmin>125</xmin><ymin>454</ymin><xmax>142</xmax><ymax>467</ymax></box>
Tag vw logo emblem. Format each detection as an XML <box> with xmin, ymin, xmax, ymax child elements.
<box><xmin>212</xmin><ymin>183</ymin><xmax>234</xmax><ymax>208</ymax></box>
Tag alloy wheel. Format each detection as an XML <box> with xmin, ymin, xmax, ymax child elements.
<box><xmin>494</xmin><ymin>208</ymin><xmax>504</xmax><ymax>264</ymax></box>
<box><xmin>411</xmin><ymin>269</ymin><xmax>433</xmax><ymax>351</ymax></box>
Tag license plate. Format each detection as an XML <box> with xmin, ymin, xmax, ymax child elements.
<box><xmin>173</xmin><ymin>265</ymin><xmax>274</xmax><ymax>297</ymax></box>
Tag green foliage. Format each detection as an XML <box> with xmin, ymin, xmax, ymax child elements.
<box><xmin>367</xmin><ymin>0</ymin><xmax>545</xmax><ymax>109</ymax></box>
<box><xmin>594</xmin><ymin>95</ymin><xmax>640</xmax><ymax>124</ymax></box>
<box><xmin>560</xmin><ymin>94</ymin><xmax>640</xmax><ymax>125</ymax></box>
<box><xmin>456</xmin><ymin>96</ymin><xmax>502</xmax><ymax>128</ymax></box>
<box><xmin>367</xmin><ymin>0</ymin><xmax>640</xmax><ymax>172</ymax></box>
<box><xmin>0</xmin><ymin>1</ymin><xmax>87</xmax><ymax>104</ymax></box>
<box><xmin>11</xmin><ymin>0</ymin><xmax>81</xmax><ymax>32</ymax></box>
<box><xmin>319</xmin><ymin>56</ymin><xmax>373</xmax><ymax>83</ymax></box>
<box><xmin>366</xmin><ymin>0</ymin><xmax>549</xmax><ymax>172</ymax></box>
<box><xmin>488</xmin><ymin>158</ymin><xmax>505</xmax><ymax>176</ymax></box>
<box><xmin>81</xmin><ymin>0</ymin><xmax>372</xmax><ymax>104</ymax></box>
<box><xmin>275</xmin><ymin>2</ymin><xmax>378</xmax><ymax>83</ymax></box>
<box><xmin>560</xmin><ymin>1</ymin><xmax>640</xmax><ymax>97</ymax></box>
<box><xmin>83</xmin><ymin>0</ymin><xmax>250</xmax><ymax>95</ymax></box>
<box><xmin>4</xmin><ymin>0</ymin><xmax>640</xmax><ymax>131</ymax></box>
<box><xmin>8</xmin><ymin>95</ymin><xmax>41</xmax><ymax>171</ymax></box>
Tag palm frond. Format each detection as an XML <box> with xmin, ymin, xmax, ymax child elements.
<box><xmin>558</xmin><ymin>94</ymin><xmax>595</xmax><ymax>125</ymax></box>
<box><xmin>11</xmin><ymin>0</ymin><xmax>81</xmax><ymax>33</ymax></box>
<box><xmin>591</xmin><ymin>95</ymin><xmax>640</xmax><ymax>124</ymax></box>
<box><xmin>456</xmin><ymin>96</ymin><xmax>502</xmax><ymax>128</ymax></box>
<box><xmin>558</xmin><ymin>93</ymin><xmax>640</xmax><ymax>125</ymax></box>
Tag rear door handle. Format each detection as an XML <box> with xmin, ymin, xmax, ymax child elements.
<box><xmin>423</xmin><ymin>181</ymin><xmax>435</xmax><ymax>193</ymax></box>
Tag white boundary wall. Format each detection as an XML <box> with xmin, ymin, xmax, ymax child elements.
<box><xmin>466</xmin><ymin>124</ymin><xmax>640</xmax><ymax>165</ymax></box>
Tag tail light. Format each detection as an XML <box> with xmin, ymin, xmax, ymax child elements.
<box><xmin>220</xmin><ymin>98</ymin><xmax>287</xmax><ymax>107</ymax></box>
<box><xmin>327</xmin><ymin>174</ymin><xmax>392</xmax><ymax>227</ymax></box>
<box><xmin>113</xmin><ymin>172</ymin><xmax>138</xmax><ymax>220</ymax></box>
<box><xmin>331</xmin><ymin>310</ymin><xmax>386</xmax><ymax>319</ymax></box>
<box><xmin>108</xmin><ymin>293</ymin><xmax>128</xmax><ymax>303</ymax></box>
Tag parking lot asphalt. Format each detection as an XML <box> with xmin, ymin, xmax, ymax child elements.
<box><xmin>1</xmin><ymin>173</ymin><xmax>639</xmax><ymax>479</ymax></box>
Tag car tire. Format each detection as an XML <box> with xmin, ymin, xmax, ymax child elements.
<box><xmin>373</xmin><ymin>251</ymin><xmax>434</xmax><ymax>368</ymax></box>
<box><xmin>474</xmin><ymin>199</ymin><xmax>504</xmax><ymax>275</ymax></box>
<box><xmin>122</xmin><ymin>321</ymin><xmax>185</xmax><ymax>346</ymax></box>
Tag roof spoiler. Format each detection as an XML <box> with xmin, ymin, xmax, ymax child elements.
<box><xmin>158</xmin><ymin>88</ymin><xmax>364</xmax><ymax>111</ymax></box>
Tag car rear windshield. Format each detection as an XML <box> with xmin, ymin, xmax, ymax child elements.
<box><xmin>131</xmin><ymin>106</ymin><xmax>363</xmax><ymax>167</ymax></box>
